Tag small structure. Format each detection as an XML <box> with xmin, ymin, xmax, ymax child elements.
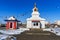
<box><xmin>5</xmin><ymin>16</ymin><xmax>20</xmax><ymax>30</ymax></box>
<box><xmin>26</xmin><ymin>3</ymin><xmax>46</xmax><ymax>29</ymax></box>
<box><xmin>55</xmin><ymin>20</ymin><xmax>60</xmax><ymax>25</ymax></box>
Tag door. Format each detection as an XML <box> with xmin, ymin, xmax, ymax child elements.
<box><xmin>10</xmin><ymin>22</ymin><xmax>13</xmax><ymax>28</ymax></box>
<box><xmin>32</xmin><ymin>22</ymin><xmax>40</xmax><ymax>28</ymax></box>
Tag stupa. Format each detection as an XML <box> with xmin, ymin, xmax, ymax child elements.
<box><xmin>27</xmin><ymin>3</ymin><xmax>46</xmax><ymax>29</ymax></box>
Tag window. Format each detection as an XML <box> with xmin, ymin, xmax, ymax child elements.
<box><xmin>33</xmin><ymin>22</ymin><xmax>38</xmax><ymax>26</ymax></box>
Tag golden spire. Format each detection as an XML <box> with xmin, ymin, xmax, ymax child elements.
<box><xmin>34</xmin><ymin>3</ymin><xmax>36</xmax><ymax>8</ymax></box>
<box><xmin>34</xmin><ymin>3</ymin><xmax>38</xmax><ymax>11</ymax></box>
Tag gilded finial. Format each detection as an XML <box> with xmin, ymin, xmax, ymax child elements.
<box><xmin>34</xmin><ymin>3</ymin><xmax>38</xmax><ymax>11</ymax></box>
<box><xmin>34</xmin><ymin>3</ymin><xmax>36</xmax><ymax>7</ymax></box>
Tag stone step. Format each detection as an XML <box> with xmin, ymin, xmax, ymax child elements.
<box><xmin>26</xmin><ymin>33</ymin><xmax>51</xmax><ymax>35</ymax></box>
<box><xmin>14</xmin><ymin>31</ymin><xmax>57</xmax><ymax>40</ymax></box>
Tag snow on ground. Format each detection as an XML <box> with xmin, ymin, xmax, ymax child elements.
<box><xmin>1</xmin><ymin>27</ymin><xmax>60</xmax><ymax>36</ymax></box>
<box><xmin>43</xmin><ymin>28</ymin><xmax>51</xmax><ymax>31</ymax></box>
<box><xmin>0</xmin><ymin>28</ymin><xmax>29</xmax><ymax>35</ymax></box>
<box><xmin>43</xmin><ymin>27</ymin><xmax>60</xmax><ymax>36</ymax></box>
<box><xmin>1</xmin><ymin>27</ymin><xmax>60</xmax><ymax>39</ymax></box>
<box><xmin>0</xmin><ymin>28</ymin><xmax>29</xmax><ymax>40</ymax></box>
<box><xmin>1</xmin><ymin>27</ymin><xmax>60</xmax><ymax>40</ymax></box>
<box><xmin>0</xmin><ymin>35</ymin><xmax>8</xmax><ymax>40</ymax></box>
<box><xmin>52</xmin><ymin>27</ymin><xmax>60</xmax><ymax>36</ymax></box>
<box><xmin>0</xmin><ymin>35</ymin><xmax>17</xmax><ymax>40</ymax></box>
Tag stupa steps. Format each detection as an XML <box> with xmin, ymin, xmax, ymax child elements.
<box><xmin>13</xmin><ymin>29</ymin><xmax>60</xmax><ymax>40</ymax></box>
<box><xmin>21</xmin><ymin>30</ymin><xmax>56</xmax><ymax>36</ymax></box>
<box><xmin>25</xmin><ymin>33</ymin><xmax>51</xmax><ymax>35</ymax></box>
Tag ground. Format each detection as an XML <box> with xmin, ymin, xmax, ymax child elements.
<box><xmin>0</xmin><ymin>27</ymin><xmax>60</xmax><ymax>40</ymax></box>
<box><xmin>14</xmin><ymin>29</ymin><xmax>60</xmax><ymax>40</ymax></box>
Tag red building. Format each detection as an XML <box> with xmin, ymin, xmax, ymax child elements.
<box><xmin>5</xmin><ymin>16</ymin><xmax>20</xmax><ymax>30</ymax></box>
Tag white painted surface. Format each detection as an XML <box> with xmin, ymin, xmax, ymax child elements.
<box><xmin>27</xmin><ymin>4</ymin><xmax>46</xmax><ymax>29</ymax></box>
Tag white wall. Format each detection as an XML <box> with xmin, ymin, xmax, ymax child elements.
<box><xmin>27</xmin><ymin>20</ymin><xmax>45</xmax><ymax>29</ymax></box>
<box><xmin>41</xmin><ymin>21</ymin><xmax>45</xmax><ymax>28</ymax></box>
<box><xmin>27</xmin><ymin>20</ymin><xmax>32</xmax><ymax>28</ymax></box>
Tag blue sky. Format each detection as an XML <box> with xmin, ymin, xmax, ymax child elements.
<box><xmin>0</xmin><ymin>0</ymin><xmax>60</xmax><ymax>23</ymax></box>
